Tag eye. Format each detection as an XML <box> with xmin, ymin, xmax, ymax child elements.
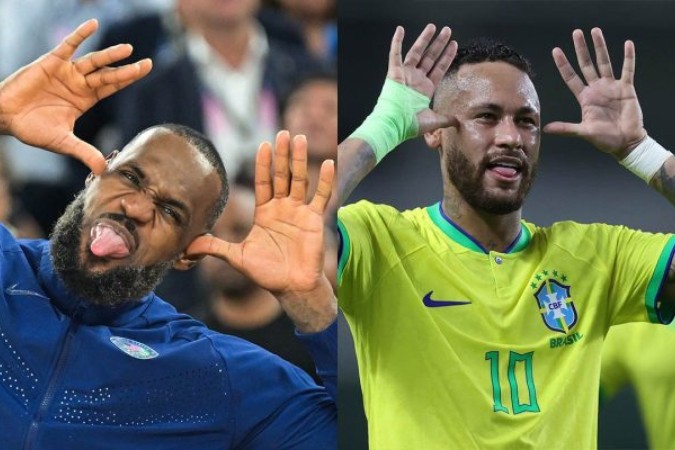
<box><xmin>160</xmin><ymin>204</ymin><xmax>181</xmax><ymax>223</ymax></box>
<box><xmin>476</xmin><ymin>112</ymin><xmax>498</xmax><ymax>122</ymax></box>
<box><xmin>517</xmin><ymin>117</ymin><xmax>537</xmax><ymax>126</ymax></box>
<box><xmin>120</xmin><ymin>170</ymin><xmax>140</xmax><ymax>186</ymax></box>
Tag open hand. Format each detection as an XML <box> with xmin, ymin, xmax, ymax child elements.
<box><xmin>387</xmin><ymin>24</ymin><xmax>459</xmax><ymax>133</ymax></box>
<box><xmin>544</xmin><ymin>28</ymin><xmax>646</xmax><ymax>159</ymax></box>
<box><xmin>0</xmin><ymin>19</ymin><xmax>152</xmax><ymax>174</ymax></box>
<box><xmin>186</xmin><ymin>131</ymin><xmax>336</xmax><ymax>332</ymax></box>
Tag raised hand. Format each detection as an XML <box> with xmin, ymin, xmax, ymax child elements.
<box><xmin>544</xmin><ymin>28</ymin><xmax>646</xmax><ymax>159</ymax></box>
<box><xmin>0</xmin><ymin>19</ymin><xmax>153</xmax><ymax>174</ymax></box>
<box><xmin>387</xmin><ymin>24</ymin><xmax>459</xmax><ymax>133</ymax></box>
<box><xmin>186</xmin><ymin>131</ymin><xmax>336</xmax><ymax>332</ymax></box>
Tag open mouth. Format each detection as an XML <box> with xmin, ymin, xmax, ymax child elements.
<box><xmin>486</xmin><ymin>156</ymin><xmax>524</xmax><ymax>181</ymax></box>
<box><xmin>89</xmin><ymin>219</ymin><xmax>137</xmax><ymax>259</ymax></box>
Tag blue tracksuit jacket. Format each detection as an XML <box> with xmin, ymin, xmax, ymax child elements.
<box><xmin>0</xmin><ymin>225</ymin><xmax>336</xmax><ymax>449</ymax></box>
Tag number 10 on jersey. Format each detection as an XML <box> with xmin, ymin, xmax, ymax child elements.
<box><xmin>485</xmin><ymin>351</ymin><xmax>541</xmax><ymax>414</ymax></box>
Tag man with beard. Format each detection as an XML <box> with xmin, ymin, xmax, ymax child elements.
<box><xmin>0</xmin><ymin>20</ymin><xmax>336</xmax><ymax>449</ymax></box>
<box><xmin>336</xmin><ymin>25</ymin><xmax>674</xmax><ymax>449</ymax></box>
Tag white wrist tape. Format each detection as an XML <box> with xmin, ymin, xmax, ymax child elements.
<box><xmin>619</xmin><ymin>136</ymin><xmax>672</xmax><ymax>182</ymax></box>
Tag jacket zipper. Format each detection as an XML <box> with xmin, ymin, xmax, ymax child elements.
<box><xmin>22</xmin><ymin>318</ymin><xmax>79</xmax><ymax>450</ymax></box>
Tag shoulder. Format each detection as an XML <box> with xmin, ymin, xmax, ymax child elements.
<box><xmin>532</xmin><ymin>220</ymin><xmax>668</xmax><ymax>244</ymax></box>
<box><xmin>530</xmin><ymin>220</ymin><xmax>626</xmax><ymax>247</ymax></box>
<box><xmin>134</xmin><ymin>299</ymin><xmax>303</xmax><ymax>384</ymax></box>
<box><xmin>339</xmin><ymin>200</ymin><xmax>432</xmax><ymax>237</ymax></box>
<box><xmin>0</xmin><ymin>225</ymin><xmax>49</xmax><ymax>272</ymax></box>
<box><xmin>142</xmin><ymin>301</ymin><xmax>304</xmax><ymax>375</ymax></box>
<box><xmin>100</xmin><ymin>12</ymin><xmax>166</xmax><ymax>50</ymax></box>
<box><xmin>0</xmin><ymin>223</ymin><xmax>23</xmax><ymax>252</ymax></box>
<box><xmin>339</xmin><ymin>200</ymin><xmax>418</xmax><ymax>223</ymax></box>
<box><xmin>257</xmin><ymin>9</ymin><xmax>305</xmax><ymax>50</ymax></box>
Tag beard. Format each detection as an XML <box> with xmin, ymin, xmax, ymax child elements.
<box><xmin>50</xmin><ymin>194</ymin><xmax>174</xmax><ymax>308</ymax></box>
<box><xmin>445</xmin><ymin>144</ymin><xmax>537</xmax><ymax>215</ymax></box>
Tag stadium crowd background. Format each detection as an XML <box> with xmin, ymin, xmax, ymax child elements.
<box><xmin>339</xmin><ymin>1</ymin><xmax>675</xmax><ymax>449</ymax></box>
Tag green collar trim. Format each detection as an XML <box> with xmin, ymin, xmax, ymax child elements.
<box><xmin>426</xmin><ymin>202</ymin><xmax>531</xmax><ymax>254</ymax></box>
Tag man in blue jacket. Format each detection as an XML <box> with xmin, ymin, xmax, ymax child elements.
<box><xmin>0</xmin><ymin>19</ymin><xmax>337</xmax><ymax>449</ymax></box>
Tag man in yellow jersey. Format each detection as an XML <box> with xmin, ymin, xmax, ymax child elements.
<box><xmin>600</xmin><ymin>322</ymin><xmax>675</xmax><ymax>449</ymax></box>
<box><xmin>337</xmin><ymin>24</ymin><xmax>675</xmax><ymax>449</ymax></box>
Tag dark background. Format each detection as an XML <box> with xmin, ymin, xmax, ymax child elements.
<box><xmin>338</xmin><ymin>1</ymin><xmax>675</xmax><ymax>448</ymax></box>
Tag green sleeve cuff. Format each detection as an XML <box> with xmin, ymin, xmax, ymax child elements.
<box><xmin>337</xmin><ymin>219</ymin><xmax>351</xmax><ymax>286</ymax></box>
<box><xmin>645</xmin><ymin>235</ymin><xmax>675</xmax><ymax>324</ymax></box>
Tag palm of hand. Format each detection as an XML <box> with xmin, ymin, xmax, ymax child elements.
<box><xmin>0</xmin><ymin>19</ymin><xmax>151</xmax><ymax>174</ymax></box>
<box><xmin>388</xmin><ymin>65</ymin><xmax>436</xmax><ymax>99</ymax></box>
<box><xmin>235</xmin><ymin>198</ymin><xmax>325</xmax><ymax>294</ymax></box>
<box><xmin>5</xmin><ymin>55</ymin><xmax>91</xmax><ymax>150</ymax></box>
<box><xmin>576</xmin><ymin>78</ymin><xmax>644</xmax><ymax>153</ymax></box>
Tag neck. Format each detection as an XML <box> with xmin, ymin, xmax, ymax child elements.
<box><xmin>198</xmin><ymin>20</ymin><xmax>254</xmax><ymax>68</ymax></box>
<box><xmin>441</xmin><ymin>193</ymin><xmax>522</xmax><ymax>253</ymax></box>
<box><xmin>210</xmin><ymin>287</ymin><xmax>282</xmax><ymax>330</ymax></box>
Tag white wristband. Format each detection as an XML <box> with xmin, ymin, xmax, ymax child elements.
<box><xmin>619</xmin><ymin>136</ymin><xmax>672</xmax><ymax>182</ymax></box>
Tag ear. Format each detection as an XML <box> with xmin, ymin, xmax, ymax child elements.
<box><xmin>174</xmin><ymin>232</ymin><xmax>214</xmax><ymax>270</ymax></box>
<box><xmin>424</xmin><ymin>129</ymin><xmax>443</xmax><ymax>150</ymax></box>
<box><xmin>173</xmin><ymin>253</ymin><xmax>204</xmax><ymax>271</ymax></box>
<box><xmin>86</xmin><ymin>150</ymin><xmax>119</xmax><ymax>186</ymax></box>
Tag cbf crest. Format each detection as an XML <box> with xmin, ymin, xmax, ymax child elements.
<box><xmin>530</xmin><ymin>270</ymin><xmax>578</xmax><ymax>334</ymax></box>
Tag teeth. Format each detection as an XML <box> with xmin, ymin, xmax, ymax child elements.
<box><xmin>492</xmin><ymin>162</ymin><xmax>519</xmax><ymax>169</ymax></box>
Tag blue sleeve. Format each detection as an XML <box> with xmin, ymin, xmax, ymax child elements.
<box><xmin>215</xmin><ymin>336</ymin><xmax>336</xmax><ymax>449</ymax></box>
<box><xmin>295</xmin><ymin>320</ymin><xmax>337</xmax><ymax>402</ymax></box>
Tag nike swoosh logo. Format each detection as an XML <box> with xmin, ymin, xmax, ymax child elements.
<box><xmin>5</xmin><ymin>284</ymin><xmax>49</xmax><ymax>299</ymax></box>
<box><xmin>422</xmin><ymin>291</ymin><xmax>471</xmax><ymax>308</ymax></box>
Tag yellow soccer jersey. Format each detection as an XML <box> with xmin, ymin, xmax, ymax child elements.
<box><xmin>337</xmin><ymin>201</ymin><xmax>675</xmax><ymax>450</ymax></box>
<box><xmin>601</xmin><ymin>321</ymin><xmax>675</xmax><ymax>450</ymax></box>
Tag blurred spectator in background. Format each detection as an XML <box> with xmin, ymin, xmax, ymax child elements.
<box><xmin>0</xmin><ymin>0</ymin><xmax>171</xmax><ymax>234</ymax></box>
<box><xmin>280</xmin><ymin>71</ymin><xmax>338</xmax><ymax>218</ymax></box>
<box><xmin>76</xmin><ymin>0</ymin><xmax>323</xmax><ymax>181</ymax></box>
<box><xmin>600</xmin><ymin>322</ymin><xmax>675</xmax><ymax>450</ymax></box>
<box><xmin>264</xmin><ymin>0</ymin><xmax>336</xmax><ymax>65</ymax></box>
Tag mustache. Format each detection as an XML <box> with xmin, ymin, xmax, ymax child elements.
<box><xmin>98</xmin><ymin>213</ymin><xmax>136</xmax><ymax>234</ymax></box>
<box><xmin>479</xmin><ymin>151</ymin><xmax>531</xmax><ymax>175</ymax></box>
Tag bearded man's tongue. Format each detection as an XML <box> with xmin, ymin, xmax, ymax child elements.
<box><xmin>491</xmin><ymin>166</ymin><xmax>518</xmax><ymax>177</ymax></box>
<box><xmin>90</xmin><ymin>225</ymin><xmax>130</xmax><ymax>258</ymax></box>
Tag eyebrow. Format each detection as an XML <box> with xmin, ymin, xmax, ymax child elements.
<box><xmin>470</xmin><ymin>103</ymin><xmax>539</xmax><ymax>115</ymax></box>
<box><xmin>126</xmin><ymin>162</ymin><xmax>190</xmax><ymax>219</ymax></box>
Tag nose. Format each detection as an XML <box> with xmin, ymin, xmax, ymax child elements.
<box><xmin>120</xmin><ymin>191</ymin><xmax>154</xmax><ymax>224</ymax></box>
<box><xmin>494</xmin><ymin>118</ymin><xmax>523</xmax><ymax>149</ymax></box>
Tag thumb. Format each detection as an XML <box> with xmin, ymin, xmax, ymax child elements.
<box><xmin>185</xmin><ymin>235</ymin><xmax>241</xmax><ymax>267</ymax></box>
<box><xmin>55</xmin><ymin>133</ymin><xmax>107</xmax><ymax>175</ymax></box>
<box><xmin>417</xmin><ymin>109</ymin><xmax>458</xmax><ymax>134</ymax></box>
<box><xmin>543</xmin><ymin>121</ymin><xmax>582</xmax><ymax>137</ymax></box>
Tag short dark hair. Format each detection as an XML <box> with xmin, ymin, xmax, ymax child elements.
<box><xmin>432</xmin><ymin>38</ymin><xmax>534</xmax><ymax>109</ymax></box>
<box><xmin>131</xmin><ymin>123</ymin><xmax>229</xmax><ymax>230</ymax></box>
<box><xmin>448</xmin><ymin>38</ymin><xmax>534</xmax><ymax>77</ymax></box>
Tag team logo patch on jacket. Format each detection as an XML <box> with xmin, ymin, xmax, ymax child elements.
<box><xmin>531</xmin><ymin>270</ymin><xmax>578</xmax><ymax>334</ymax></box>
<box><xmin>110</xmin><ymin>336</ymin><xmax>159</xmax><ymax>359</ymax></box>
